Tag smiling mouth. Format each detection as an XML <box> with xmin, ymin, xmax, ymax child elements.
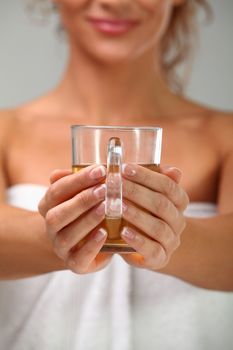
<box><xmin>86</xmin><ymin>17</ymin><xmax>141</xmax><ymax>36</ymax></box>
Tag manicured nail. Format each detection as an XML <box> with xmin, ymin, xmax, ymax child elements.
<box><xmin>122</xmin><ymin>164</ymin><xmax>136</xmax><ymax>176</ymax></box>
<box><xmin>95</xmin><ymin>202</ymin><xmax>105</xmax><ymax>216</ymax></box>
<box><xmin>93</xmin><ymin>184</ymin><xmax>106</xmax><ymax>199</ymax></box>
<box><xmin>121</xmin><ymin>227</ymin><xmax>136</xmax><ymax>240</ymax></box>
<box><xmin>90</xmin><ymin>165</ymin><xmax>106</xmax><ymax>179</ymax></box>
<box><xmin>173</xmin><ymin>169</ymin><xmax>182</xmax><ymax>182</ymax></box>
<box><xmin>94</xmin><ymin>228</ymin><xmax>107</xmax><ymax>243</ymax></box>
<box><xmin>161</xmin><ymin>166</ymin><xmax>182</xmax><ymax>182</ymax></box>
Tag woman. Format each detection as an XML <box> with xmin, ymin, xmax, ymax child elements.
<box><xmin>0</xmin><ymin>0</ymin><xmax>232</xmax><ymax>349</ymax></box>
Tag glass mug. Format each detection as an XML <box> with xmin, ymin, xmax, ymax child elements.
<box><xmin>71</xmin><ymin>125</ymin><xmax>162</xmax><ymax>253</ymax></box>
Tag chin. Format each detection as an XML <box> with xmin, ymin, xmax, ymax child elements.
<box><xmin>78</xmin><ymin>40</ymin><xmax>144</xmax><ymax>66</ymax></box>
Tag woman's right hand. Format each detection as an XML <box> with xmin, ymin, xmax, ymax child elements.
<box><xmin>38</xmin><ymin>164</ymin><xmax>113</xmax><ymax>274</ymax></box>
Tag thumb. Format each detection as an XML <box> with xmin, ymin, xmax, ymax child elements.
<box><xmin>159</xmin><ymin>165</ymin><xmax>182</xmax><ymax>184</ymax></box>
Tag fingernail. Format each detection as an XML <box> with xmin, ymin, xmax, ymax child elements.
<box><xmin>173</xmin><ymin>169</ymin><xmax>182</xmax><ymax>182</ymax></box>
<box><xmin>90</xmin><ymin>165</ymin><xmax>106</xmax><ymax>179</ymax></box>
<box><xmin>95</xmin><ymin>201</ymin><xmax>105</xmax><ymax>216</ymax></box>
<box><xmin>121</xmin><ymin>227</ymin><xmax>136</xmax><ymax>240</ymax></box>
<box><xmin>94</xmin><ymin>228</ymin><xmax>107</xmax><ymax>243</ymax></box>
<box><xmin>93</xmin><ymin>184</ymin><xmax>106</xmax><ymax>199</ymax></box>
<box><xmin>162</xmin><ymin>166</ymin><xmax>182</xmax><ymax>181</ymax></box>
<box><xmin>122</xmin><ymin>164</ymin><xmax>136</xmax><ymax>176</ymax></box>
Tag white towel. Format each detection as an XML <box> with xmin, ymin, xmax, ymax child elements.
<box><xmin>1</xmin><ymin>184</ymin><xmax>232</xmax><ymax>350</ymax></box>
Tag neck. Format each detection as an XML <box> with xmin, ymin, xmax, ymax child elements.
<box><xmin>55</xmin><ymin>39</ymin><xmax>177</xmax><ymax>125</ymax></box>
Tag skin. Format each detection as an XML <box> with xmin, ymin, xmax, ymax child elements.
<box><xmin>0</xmin><ymin>0</ymin><xmax>233</xmax><ymax>289</ymax></box>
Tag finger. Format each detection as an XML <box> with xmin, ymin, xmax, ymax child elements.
<box><xmin>38</xmin><ymin>164</ymin><xmax>106</xmax><ymax>216</ymax></box>
<box><xmin>159</xmin><ymin>165</ymin><xmax>182</xmax><ymax>184</ymax></box>
<box><xmin>66</xmin><ymin>228</ymin><xmax>110</xmax><ymax>274</ymax></box>
<box><xmin>122</xmin><ymin>201</ymin><xmax>180</xmax><ymax>252</ymax></box>
<box><xmin>45</xmin><ymin>183</ymin><xmax>106</xmax><ymax>236</ymax></box>
<box><xmin>120</xmin><ymin>226</ymin><xmax>167</xmax><ymax>269</ymax></box>
<box><xmin>122</xmin><ymin>164</ymin><xmax>189</xmax><ymax>210</ymax></box>
<box><xmin>50</xmin><ymin>169</ymin><xmax>72</xmax><ymax>184</ymax></box>
<box><xmin>52</xmin><ymin>201</ymin><xmax>106</xmax><ymax>259</ymax></box>
<box><xmin>123</xmin><ymin>179</ymin><xmax>182</xmax><ymax>232</ymax></box>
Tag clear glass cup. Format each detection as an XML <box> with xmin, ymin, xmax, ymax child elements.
<box><xmin>71</xmin><ymin>125</ymin><xmax>162</xmax><ymax>253</ymax></box>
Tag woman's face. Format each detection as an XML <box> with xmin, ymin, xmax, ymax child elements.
<box><xmin>54</xmin><ymin>0</ymin><xmax>183</xmax><ymax>64</ymax></box>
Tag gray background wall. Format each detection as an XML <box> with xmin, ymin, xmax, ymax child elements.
<box><xmin>0</xmin><ymin>0</ymin><xmax>232</xmax><ymax>110</ymax></box>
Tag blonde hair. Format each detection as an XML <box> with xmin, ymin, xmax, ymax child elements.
<box><xmin>27</xmin><ymin>0</ymin><xmax>211</xmax><ymax>92</ymax></box>
<box><xmin>161</xmin><ymin>0</ymin><xmax>211</xmax><ymax>92</ymax></box>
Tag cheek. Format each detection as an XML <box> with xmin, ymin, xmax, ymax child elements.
<box><xmin>56</xmin><ymin>0</ymin><xmax>88</xmax><ymax>29</ymax></box>
<box><xmin>139</xmin><ymin>0</ymin><xmax>172</xmax><ymax>37</ymax></box>
<box><xmin>139</xmin><ymin>0</ymin><xmax>170</xmax><ymax>8</ymax></box>
<box><xmin>55</xmin><ymin>0</ymin><xmax>89</xmax><ymax>9</ymax></box>
<box><xmin>139</xmin><ymin>0</ymin><xmax>172</xmax><ymax>20</ymax></box>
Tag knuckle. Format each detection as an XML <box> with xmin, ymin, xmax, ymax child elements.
<box><xmin>183</xmin><ymin>219</ymin><xmax>187</xmax><ymax>231</ymax></box>
<box><xmin>38</xmin><ymin>198</ymin><xmax>45</xmax><ymax>216</ymax></box>
<box><xmin>125</xmin><ymin>181</ymin><xmax>137</xmax><ymax>198</ymax></box>
<box><xmin>76</xmin><ymin>168</ymin><xmax>91</xmax><ymax>187</ymax></box>
<box><xmin>45</xmin><ymin>208</ymin><xmax>61</xmax><ymax>232</ymax></box>
<box><xmin>157</xmin><ymin>247</ymin><xmax>169</xmax><ymax>268</ymax></box>
<box><xmin>78</xmin><ymin>190</ymin><xmax>91</xmax><ymax>210</ymax></box>
<box><xmin>181</xmin><ymin>217</ymin><xmax>187</xmax><ymax>232</ymax></box>
<box><xmin>169</xmin><ymin>234</ymin><xmax>180</xmax><ymax>252</ymax></box>
<box><xmin>176</xmin><ymin>215</ymin><xmax>186</xmax><ymax>235</ymax></box>
<box><xmin>135</xmin><ymin>235</ymin><xmax>146</xmax><ymax>250</ymax></box>
<box><xmin>156</xmin><ymin>219</ymin><xmax>167</xmax><ymax>237</ymax></box>
<box><xmin>49</xmin><ymin>169</ymin><xmax>59</xmax><ymax>183</ymax></box>
<box><xmin>155</xmin><ymin>195</ymin><xmax>171</xmax><ymax>216</ymax></box>
<box><xmin>175</xmin><ymin>235</ymin><xmax>181</xmax><ymax>249</ymax></box>
<box><xmin>83</xmin><ymin>218</ymin><xmax>95</xmax><ymax>233</ymax></box>
<box><xmin>166</xmin><ymin>178</ymin><xmax>177</xmax><ymax>197</ymax></box>
<box><xmin>183</xmin><ymin>192</ymin><xmax>190</xmax><ymax>209</ymax></box>
<box><xmin>177</xmin><ymin>189</ymin><xmax>189</xmax><ymax>211</ymax></box>
<box><xmin>92</xmin><ymin>206</ymin><xmax>105</xmax><ymax>222</ymax></box>
<box><xmin>54</xmin><ymin>231</ymin><xmax>69</xmax><ymax>253</ymax></box>
<box><xmin>142</xmin><ymin>171</ymin><xmax>151</xmax><ymax>184</ymax></box>
<box><xmin>148</xmin><ymin>244</ymin><xmax>164</xmax><ymax>266</ymax></box>
<box><xmin>160</xmin><ymin>255</ymin><xmax>170</xmax><ymax>268</ymax></box>
<box><xmin>53</xmin><ymin>245</ymin><xmax>67</xmax><ymax>260</ymax></box>
<box><xmin>159</xmin><ymin>246</ymin><xmax>167</xmax><ymax>263</ymax></box>
<box><xmin>161</xmin><ymin>176</ymin><xmax>175</xmax><ymax>197</ymax></box>
<box><xmin>129</xmin><ymin>206</ymin><xmax>139</xmax><ymax>222</ymax></box>
<box><xmin>47</xmin><ymin>184</ymin><xmax>60</xmax><ymax>204</ymax></box>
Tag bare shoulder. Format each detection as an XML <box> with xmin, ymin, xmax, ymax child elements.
<box><xmin>0</xmin><ymin>92</ymin><xmax>52</xmax><ymax>152</ymax></box>
<box><xmin>0</xmin><ymin>91</ymin><xmax>59</xmax><ymax>131</ymax></box>
<box><xmin>0</xmin><ymin>108</ymin><xmax>15</xmax><ymax>125</ymax></box>
<box><xmin>207</xmin><ymin>109</ymin><xmax>233</xmax><ymax>154</ymax></box>
<box><xmin>0</xmin><ymin>100</ymin><xmax>38</xmax><ymax>132</ymax></box>
<box><xmin>209</xmin><ymin>109</ymin><xmax>233</xmax><ymax>130</ymax></box>
<box><xmin>0</xmin><ymin>109</ymin><xmax>18</xmax><ymax>197</ymax></box>
<box><xmin>0</xmin><ymin>105</ymin><xmax>32</xmax><ymax>142</ymax></box>
<box><xmin>178</xmin><ymin>95</ymin><xmax>233</xmax><ymax>157</ymax></box>
<box><xmin>183</xmin><ymin>97</ymin><xmax>233</xmax><ymax>153</ymax></box>
<box><xmin>0</xmin><ymin>108</ymin><xmax>17</xmax><ymax>141</ymax></box>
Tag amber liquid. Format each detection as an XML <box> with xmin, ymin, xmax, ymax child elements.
<box><xmin>72</xmin><ymin>163</ymin><xmax>160</xmax><ymax>253</ymax></box>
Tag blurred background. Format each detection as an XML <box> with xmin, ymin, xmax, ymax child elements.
<box><xmin>0</xmin><ymin>0</ymin><xmax>232</xmax><ymax>110</ymax></box>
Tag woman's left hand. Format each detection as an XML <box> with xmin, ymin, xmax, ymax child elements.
<box><xmin>120</xmin><ymin>164</ymin><xmax>189</xmax><ymax>270</ymax></box>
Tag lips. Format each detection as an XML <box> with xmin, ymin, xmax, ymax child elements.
<box><xmin>86</xmin><ymin>17</ymin><xmax>140</xmax><ymax>36</ymax></box>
